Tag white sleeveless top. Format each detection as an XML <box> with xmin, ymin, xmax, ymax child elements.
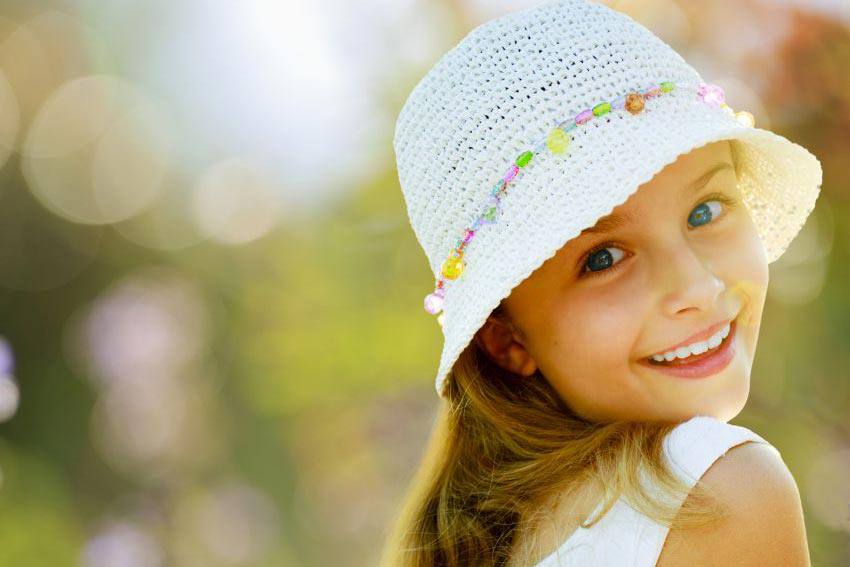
<box><xmin>532</xmin><ymin>415</ymin><xmax>773</xmax><ymax>567</ymax></box>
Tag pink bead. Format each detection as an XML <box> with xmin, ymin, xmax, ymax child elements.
<box><xmin>503</xmin><ymin>164</ymin><xmax>519</xmax><ymax>182</ymax></box>
<box><xmin>575</xmin><ymin>109</ymin><xmax>594</xmax><ymax>124</ymax></box>
<box><xmin>697</xmin><ymin>83</ymin><xmax>725</xmax><ymax>106</ymax></box>
<box><xmin>424</xmin><ymin>291</ymin><xmax>445</xmax><ymax>315</ymax></box>
<box><xmin>644</xmin><ymin>83</ymin><xmax>661</xmax><ymax>98</ymax></box>
<box><xmin>463</xmin><ymin>229</ymin><xmax>475</xmax><ymax>243</ymax></box>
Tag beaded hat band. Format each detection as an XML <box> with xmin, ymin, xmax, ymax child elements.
<box><xmin>422</xmin><ymin>80</ymin><xmax>757</xmax><ymax>327</ymax></box>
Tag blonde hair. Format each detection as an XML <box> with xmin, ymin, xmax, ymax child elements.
<box><xmin>380</xmin><ymin>140</ymin><xmax>744</xmax><ymax>567</ymax></box>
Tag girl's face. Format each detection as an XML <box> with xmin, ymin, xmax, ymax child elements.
<box><xmin>476</xmin><ymin>140</ymin><xmax>768</xmax><ymax>423</ymax></box>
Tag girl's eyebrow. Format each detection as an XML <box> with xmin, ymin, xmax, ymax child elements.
<box><xmin>580</xmin><ymin>161</ymin><xmax>735</xmax><ymax>236</ymax></box>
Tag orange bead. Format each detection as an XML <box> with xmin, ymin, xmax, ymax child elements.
<box><xmin>625</xmin><ymin>93</ymin><xmax>645</xmax><ymax>115</ymax></box>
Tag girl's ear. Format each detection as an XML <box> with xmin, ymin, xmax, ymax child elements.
<box><xmin>473</xmin><ymin>316</ymin><xmax>538</xmax><ymax>378</ymax></box>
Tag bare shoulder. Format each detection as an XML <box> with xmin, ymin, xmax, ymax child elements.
<box><xmin>656</xmin><ymin>440</ymin><xmax>811</xmax><ymax>567</ymax></box>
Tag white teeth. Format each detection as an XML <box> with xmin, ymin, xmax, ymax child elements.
<box><xmin>650</xmin><ymin>321</ymin><xmax>731</xmax><ymax>363</ymax></box>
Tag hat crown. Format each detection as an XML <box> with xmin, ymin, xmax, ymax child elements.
<box><xmin>393</xmin><ymin>0</ymin><xmax>700</xmax><ymax>277</ymax></box>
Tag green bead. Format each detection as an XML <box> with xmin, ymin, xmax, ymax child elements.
<box><xmin>483</xmin><ymin>206</ymin><xmax>499</xmax><ymax>222</ymax></box>
<box><xmin>592</xmin><ymin>101</ymin><xmax>611</xmax><ymax>117</ymax></box>
<box><xmin>546</xmin><ymin>128</ymin><xmax>571</xmax><ymax>155</ymax></box>
<box><xmin>660</xmin><ymin>81</ymin><xmax>675</xmax><ymax>93</ymax></box>
<box><xmin>515</xmin><ymin>150</ymin><xmax>533</xmax><ymax>168</ymax></box>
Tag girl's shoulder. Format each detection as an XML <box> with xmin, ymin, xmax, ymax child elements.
<box><xmin>528</xmin><ymin>416</ymin><xmax>800</xmax><ymax>567</ymax></box>
<box><xmin>656</xmin><ymin>417</ymin><xmax>809</xmax><ymax>567</ymax></box>
<box><xmin>660</xmin><ymin>415</ymin><xmax>776</xmax><ymax>489</ymax></box>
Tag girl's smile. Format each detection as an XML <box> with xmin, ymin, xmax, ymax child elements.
<box><xmin>638</xmin><ymin>314</ymin><xmax>738</xmax><ymax>379</ymax></box>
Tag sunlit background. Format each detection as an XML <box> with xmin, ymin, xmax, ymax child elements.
<box><xmin>0</xmin><ymin>0</ymin><xmax>847</xmax><ymax>565</ymax></box>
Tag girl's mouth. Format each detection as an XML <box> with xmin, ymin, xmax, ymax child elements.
<box><xmin>639</xmin><ymin>317</ymin><xmax>737</xmax><ymax>379</ymax></box>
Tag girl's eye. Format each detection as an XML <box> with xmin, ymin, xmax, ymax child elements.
<box><xmin>578</xmin><ymin>192</ymin><xmax>738</xmax><ymax>279</ymax></box>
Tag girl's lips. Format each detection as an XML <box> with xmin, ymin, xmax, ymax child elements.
<box><xmin>639</xmin><ymin>317</ymin><xmax>737</xmax><ymax>379</ymax></box>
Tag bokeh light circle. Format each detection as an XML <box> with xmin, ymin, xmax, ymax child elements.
<box><xmin>191</xmin><ymin>156</ymin><xmax>282</xmax><ymax>245</ymax></box>
<box><xmin>21</xmin><ymin>74</ymin><xmax>172</xmax><ymax>225</ymax></box>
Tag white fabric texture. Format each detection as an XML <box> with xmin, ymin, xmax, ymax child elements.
<box><xmin>392</xmin><ymin>0</ymin><xmax>823</xmax><ymax>397</ymax></box>
<box><xmin>531</xmin><ymin>415</ymin><xmax>774</xmax><ymax>567</ymax></box>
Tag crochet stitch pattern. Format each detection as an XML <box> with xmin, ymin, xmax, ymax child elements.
<box><xmin>423</xmin><ymin>80</ymin><xmax>756</xmax><ymax>326</ymax></box>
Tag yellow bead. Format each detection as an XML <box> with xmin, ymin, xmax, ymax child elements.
<box><xmin>546</xmin><ymin>127</ymin><xmax>571</xmax><ymax>154</ymax></box>
<box><xmin>735</xmin><ymin>110</ymin><xmax>755</xmax><ymax>127</ymax></box>
<box><xmin>441</xmin><ymin>254</ymin><xmax>465</xmax><ymax>280</ymax></box>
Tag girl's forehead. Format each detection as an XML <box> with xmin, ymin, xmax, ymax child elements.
<box><xmin>532</xmin><ymin>142</ymin><xmax>737</xmax><ymax>276</ymax></box>
<box><xmin>583</xmin><ymin>141</ymin><xmax>736</xmax><ymax>231</ymax></box>
<box><xmin>653</xmin><ymin>140</ymin><xmax>734</xmax><ymax>184</ymax></box>
<box><xmin>600</xmin><ymin>142</ymin><xmax>737</xmax><ymax>221</ymax></box>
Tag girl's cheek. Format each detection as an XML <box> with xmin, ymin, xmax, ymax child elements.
<box><xmin>725</xmin><ymin>217</ymin><xmax>769</xmax><ymax>276</ymax></box>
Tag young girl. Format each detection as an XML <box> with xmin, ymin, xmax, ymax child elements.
<box><xmin>385</xmin><ymin>1</ymin><xmax>822</xmax><ymax>565</ymax></box>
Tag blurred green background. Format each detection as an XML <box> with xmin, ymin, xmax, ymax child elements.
<box><xmin>0</xmin><ymin>0</ymin><xmax>847</xmax><ymax>565</ymax></box>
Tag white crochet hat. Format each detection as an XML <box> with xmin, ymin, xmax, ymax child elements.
<box><xmin>393</xmin><ymin>0</ymin><xmax>823</xmax><ymax>398</ymax></box>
